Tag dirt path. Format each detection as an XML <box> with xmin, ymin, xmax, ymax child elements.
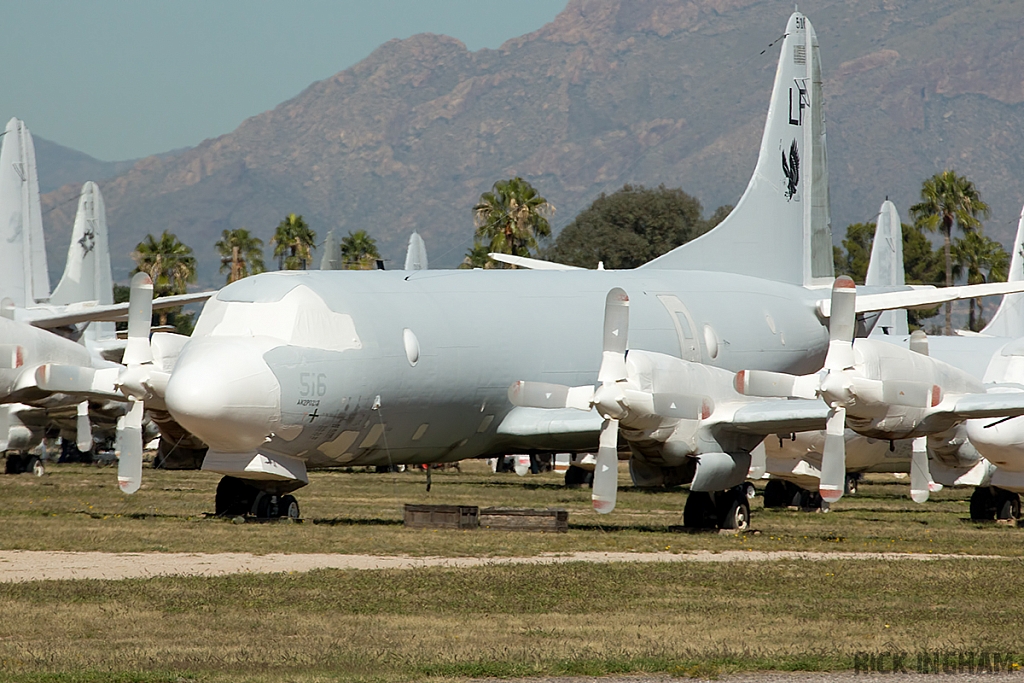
<box><xmin>0</xmin><ymin>548</ymin><xmax>1011</xmax><ymax>582</ymax></box>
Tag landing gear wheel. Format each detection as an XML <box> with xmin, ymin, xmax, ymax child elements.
<box><xmin>253</xmin><ymin>492</ymin><xmax>280</xmax><ymax>519</ymax></box>
<box><xmin>215</xmin><ymin>476</ymin><xmax>257</xmax><ymax>517</ymax></box>
<box><xmin>742</xmin><ymin>482</ymin><xmax>756</xmax><ymax>500</ymax></box>
<box><xmin>564</xmin><ymin>465</ymin><xmax>593</xmax><ymax>488</ymax></box>
<box><xmin>717</xmin><ymin>489</ymin><xmax>750</xmax><ymax>531</ymax></box>
<box><xmin>683</xmin><ymin>491</ymin><xmax>718</xmax><ymax>529</ymax></box>
<box><xmin>762</xmin><ymin>479</ymin><xmax>788</xmax><ymax>508</ymax></box>
<box><xmin>995</xmin><ymin>488</ymin><xmax>1020</xmax><ymax>521</ymax></box>
<box><xmin>844</xmin><ymin>473</ymin><xmax>859</xmax><ymax>496</ymax></box>
<box><xmin>280</xmin><ymin>495</ymin><xmax>300</xmax><ymax>520</ymax></box>
<box><xmin>28</xmin><ymin>457</ymin><xmax>43</xmax><ymax>478</ymax></box>
<box><xmin>970</xmin><ymin>486</ymin><xmax>996</xmax><ymax>521</ymax></box>
<box><xmin>4</xmin><ymin>453</ymin><xmax>24</xmax><ymax>474</ymax></box>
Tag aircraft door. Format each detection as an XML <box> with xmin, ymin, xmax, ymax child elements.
<box><xmin>656</xmin><ymin>295</ymin><xmax>701</xmax><ymax>362</ymax></box>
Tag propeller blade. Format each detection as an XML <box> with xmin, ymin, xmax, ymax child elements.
<box><xmin>514</xmin><ymin>454</ymin><xmax>531</xmax><ymax>477</ymax></box>
<box><xmin>652</xmin><ymin>393</ymin><xmax>708</xmax><ymax>420</ymax></box>
<box><xmin>76</xmin><ymin>400</ymin><xmax>92</xmax><ymax>453</ymax></box>
<box><xmin>598</xmin><ymin>288</ymin><xmax>629</xmax><ymax>383</ymax></box>
<box><xmin>909</xmin><ymin>330</ymin><xmax>929</xmax><ymax>356</ymax></box>
<box><xmin>909</xmin><ymin>436</ymin><xmax>930</xmax><ymax>503</ymax></box>
<box><xmin>592</xmin><ymin>418</ymin><xmax>619</xmax><ymax>513</ymax></box>
<box><xmin>117</xmin><ymin>399</ymin><xmax>144</xmax><ymax>495</ymax></box>
<box><xmin>123</xmin><ymin>272</ymin><xmax>154</xmax><ymax>366</ymax></box>
<box><xmin>824</xmin><ymin>276</ymin><xmax>857</xmax><ymax>371</ymax></box>
<box><xmin>819</xmin><ymin>406</ymin><xmax>847</xmax><ymax>503</ymax></box>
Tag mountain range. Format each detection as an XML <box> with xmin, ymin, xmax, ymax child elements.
<box><xmin>37</xmin><ymin>0</ymin><xmax>1024</xmax><ymax>287</ymax></box>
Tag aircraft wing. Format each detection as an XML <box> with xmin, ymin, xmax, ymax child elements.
<box><xmin>488</xmin><ymin>253</ymin><xmax>583</xmax><ymax>270</ymax></box>
<box><xmin>496</xmin><ymin>406</ymin><xmax>603</xmax><ymax>437</ymax></box>
<box><xmin>20</xmin><ymin>292</ymin><xmax>215</xmax><ymax>329</ymax></box>
<box><xmin>719</xmin><ymin>399</ymin><xmax>829</xmax><ymax>435</ymax></box>
<box><xmin>817</xmin><ymin>281</ymin><xmax>1024</xmax><ymax>317</ymax></box>
<box><xmin>937</xmin><ymin>391</ymin><xmax>1024</xmax><ymax>420</ymax></box>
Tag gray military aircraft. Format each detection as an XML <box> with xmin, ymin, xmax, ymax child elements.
<box><xmin>43</xmin><ymin>11</ymin><xmax>1024</xmax><ymax>526</ymax></box>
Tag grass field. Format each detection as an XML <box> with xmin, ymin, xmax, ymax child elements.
<box><xmin>1</xmin><ymin>460</ymin><xmax>1024</xmax><ymax>682</ymax></box>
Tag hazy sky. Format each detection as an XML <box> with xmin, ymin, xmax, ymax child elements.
<box><xmin>1</xmin><ymin>1</ymin><xmax>565</xmax><ymax>161</ymax></box>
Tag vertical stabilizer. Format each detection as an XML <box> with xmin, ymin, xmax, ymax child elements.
<box><xmin>51</xmin><ymin>182</ymin><xmax>115</xmax><ymax>342</ymax></box>
<box><xmin>641</xmin><ymin>12</ymin><xmax>832</xmax><ymax>286</ymax></box>
<box><xmin>981</xmin><ymin>203</ymin><xmax>1024</xmax><ymax>337</ymax></box>
<box><xmin>320</xmin><ymin>229</ymin><xmax>342</xmax><ymax>270</ymax></box>
<box><xmin>0</xmin><ymin>118</ymin><xmax>50</xmax><ymax>306</ymax></box>
<box><xmin>404</xmin><ymin>232</ymin><xmax>428</xmax><ymax>271</ymax></box>
<box><xmin>865</xmin><ymin>200</ymin><xmax>908</xmax><ymax>335</ymax></box>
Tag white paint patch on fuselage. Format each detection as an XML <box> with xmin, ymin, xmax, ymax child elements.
<box><xmin>194</xmin><ymin>284</ymin><xmax>361</xmax><ymax>353</ymax></box>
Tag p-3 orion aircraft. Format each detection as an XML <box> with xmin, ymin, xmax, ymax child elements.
<box><xmin>43</xmin><ymin>12</ymin><xmax>1024</xmax><ymax>527</ymax></box>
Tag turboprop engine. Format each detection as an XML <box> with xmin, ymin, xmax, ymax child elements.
<box><xmin>737</xmin><ymin>276</ymin><xmax>1024</xmax><ymax>503</ymax></box>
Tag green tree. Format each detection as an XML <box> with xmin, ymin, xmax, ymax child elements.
<box><xmin>472</xmin><ymin>177</ymin><xmax>552</xmax><ymax>266</ymax></box>
<box><xmin>546</xmin><ymin>184</ymin><xmax>710</xmax><ymax>269</ymax></box>
<box><xmin>833</xmin><ymin>222</ymin><xmax>875</xmax><ymax>283</ymax></box>
<box><xmin>459</xmin><ymin>242</ymin><xmax>495</xmax><ymax>270</ymax></box>
<box><xmin>271</xmin><ymin>214</ymin><xmax>317</xmax><ymax>270</ymax></box>
<box><xmin>910</xmin><ymin>170</ymin><xmax>990</xmax><ymax>334</ymax></box>
<box><xmin>131</xmin><ymin>231</ymin><xmax>198</xmax><ymax>327</ymax></box>
<box><xmin>339</xmin><ymin>230</ymin><xmax>381</xmax><ymax>270</ymax></box>
<box><xmin>952</xmin><ymin>230</ymin><xmax>1009</xmax><ymax>331</ymax></box>
<box><xmin>215</xmin><ymin>228</ymin><xmax>265</xmax><ymax>284</ymax></box>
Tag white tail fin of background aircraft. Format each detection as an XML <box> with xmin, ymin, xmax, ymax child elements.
<box><xmin>641</xmin><ymin>12</ymin><xmax>833</xmax><ymax>287</ymax></box>
<box><xmin>0</xmin><ymin>117</ymin><xmax>50</xmax><ymax>307</ymax></box>
<box><xmin>404</xmin><ymin>231</ymin><xmax>428</xmax><ymax>271</ymax></box>
<box><xmin>865</xmin><ymin>200</ymin><xmax>909</xmax><ymax>336</ymax></box>
<box><xmin>980</xmin><ymin>203</ymin><xmax>1024</xmax><ymax>337</ymax></box>
<box><xmin>50</xmin><ymin>181</ymin><xmax>116</xmax><ymax>344</ymax></box>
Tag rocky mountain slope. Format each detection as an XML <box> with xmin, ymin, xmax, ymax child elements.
<box><xmin>40</xmin><ymin>0</ymin><xmax>1024</xmax><ymax>286</ymax></box>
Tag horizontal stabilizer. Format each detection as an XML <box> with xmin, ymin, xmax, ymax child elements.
<box><xmin>488</xmin><ymin>253</ymin><xmax>583</xmax><ymax>270</ymax></box>
<box><xmin>818</xmin><ymin>281</ymin><xmax>1024</xmax><ymax>317</ymax></box>
<box><xmin>21</xmin><ymin>291</ymin><xmax>214</xmax><ymax>329</ymax></box>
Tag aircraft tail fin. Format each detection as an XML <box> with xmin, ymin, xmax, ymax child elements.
<box><xmin>404</xmin><ymin>232</ymin><xmax>428</xmax><ymax>271</ymax></box>
<box><xmin>640</xmin><ymin>12</ymin><xmax>833</xmax><ymax>287</ymax></box>
<box><xmin>980</xmin><ymin>203</ymin><xmax>1024</xmax><ymax>337</ymax></box>
<box><xmin>865</xmin><ymin>200</ymin><xmax>909</xmax><ymax>335</ymax></box>
<box><xmin>50</xmin><ymin>182</ymin><xmax>115</xmax><ymax>342</ymax></box>
<box><xmin>320</xmin><ymin>229</ymin><xmax>342</xmax><ymax>270</ymax></box>
<box><xmin>0</xmin><ymin>118</ymin><xmax>50</xmax><ymax>307</ymax></box>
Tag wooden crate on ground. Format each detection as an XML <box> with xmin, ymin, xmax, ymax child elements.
<box><xmin>479</xmin><ymin>507</ymin><xmax>569</xmax><ymax>533</ymax></box>
<box><xmin>403</xmin><ymin>504</ymin><xmax>479</xmax><ymax>529</ymax></box>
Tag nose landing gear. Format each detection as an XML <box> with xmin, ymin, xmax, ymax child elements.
<box><xmin>215</xmin><ymin>476</ymin><xmax>302</xmax><ymax>520</ymax></box>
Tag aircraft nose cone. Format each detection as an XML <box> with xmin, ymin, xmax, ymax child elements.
<box><xmin>165</xmin><ymin>338</ymin><xmax>281</xmax><ymax>452</ymax></box>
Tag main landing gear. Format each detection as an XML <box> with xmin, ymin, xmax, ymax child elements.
<box><xmin>683</xmin><ymin>486</ymin><xmax>750</xmax><ymax>531</ymax></box>
<box><xmin>215</xmin><ymin>476</ymin><xmax>301</xmax><ymax>520</ymax></box>
<box><xmin>762</xmin><ymin>479</ymin><xmax>828</xmax><ymax>511</ymax></box>
<box><xmin>970</xmin><ymin>486</ymin><xmax>1021</xmax><ymax>522</ymax></box>
<box><xmin>4</xmin><ymin>453</ymin><xmax>44</xmax><ymax>477</ymax></box>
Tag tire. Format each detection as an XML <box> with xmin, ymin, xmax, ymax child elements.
<box><xmin>844</xmin><ymin>474</ymin><xmax>859</xmax><ymax>496</ymax></box>
<box><xmin>683</xmin><ymin>491</ymin><xmax>717</xmax><ymax>529</ymax></box>
<box><xmin>995</xmin><ymin>489</ymin><xmax>1020</xmax><ymax>521</ymax></box>
<box><xmin>28</xmin><ymin>457</ymin><xmax>44</xmax><ymax>477</ymax></box>
<box><xmin>742</xmin><ymin>482</ymin><xmax>756</xmax><ymax>500</ymax></box>
<box><xmin>215</xmin><ymin>476</ymin><xmax>255</xmax><ymax>517</ymax></box>
<box><xmin>280</xmin><ymin>495</ymin><xmax>300</xmax><ymax>520</ymax></box>
<box><xmin>763</xmin><ymin>479</ymin><xmax>788</xmax><ymax>508</ymax></box>
<box><xmin>253</xmin><ymin>492</ymin><xmax>279</xmax><ymax>519</ymax></box>
<box><xmin>969</xmin><ymin>487</ymin><xmax>996</xmax><ymax>521</ymax></box>
<box><xmin>717</xmin><ymin>492</ymin><xmax>750</xmax><ymax>531</ymax></box>
<box><xmin>4</xmin><ymin>453</ymin><xmax>24</xmax><ymax>475</ymax></box>
<box><xmin>565</xmin><ymin>465</ymin><xmax>591</xmax><ymax>488</ymax></box>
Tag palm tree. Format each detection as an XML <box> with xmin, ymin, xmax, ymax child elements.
<box><xmin>131</xmin><ymin>231</ymin><xmax>197</xmax><ymax>326</ymax></box>
<box><xmin>271</xmin><ymin>214</ymin><xmax>317</xmax><ymax>270</ymax></box>
<box><xmin>215</xmin><ymin>228</ymin><xmax>265</xmax><ymax>284</ymax></box>
<box><xmin>339</xmin><ymin>230</ymin><xmax>381</xmax><ymax>270</ymax></box>
<box><xmin>910</xmin><ymin>170</ymin><xmax>990</xmax><ymax>334</ymax></box>
<box><xmin>472</xmin><ymin>177</ymin><xmax>552</xmax><ymax>265</ymax></box>
<box><xmin>459</xmin><ymin>241</ymin><xmax>494</xmax><ymax>269</ymax></box>
<box><xmin>952</xmin><ymin>231</ymin><xmax>1009</xmax><ymax>331</ymax></box>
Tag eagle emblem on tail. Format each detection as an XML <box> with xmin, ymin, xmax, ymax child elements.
<box><xmin>782</xmin><ymin>139</ymin><xmax>799</xmax><ymax>200</ymax></box>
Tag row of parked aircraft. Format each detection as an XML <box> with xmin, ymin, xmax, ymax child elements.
<box><xmin>5</xmin><ymin>11</ymin><xmax>1024</xmax><ymax>530</ymax></box>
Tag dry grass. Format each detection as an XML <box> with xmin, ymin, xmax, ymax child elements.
<box><xmin>1</xmin><ymin>560</ymin><xmax>1023</xmax><ymax>682</ymax></box>
<box><xmin>0</xmin><ymin>460</ymin><xmax>1020</xmax><ymax>557</ymax></box>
